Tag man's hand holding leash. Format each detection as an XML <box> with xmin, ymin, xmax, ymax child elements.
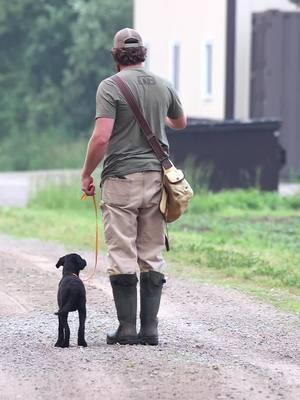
<box><xmin>81</xmin><ymin>175</ymin><xmax>95</xmax><ymax>197</ymax></box>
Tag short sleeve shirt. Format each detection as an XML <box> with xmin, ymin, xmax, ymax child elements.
<box><xmin>95</xmin><ymin>67</ymin><xmax>184</xmax><ymax>183</ymax></box>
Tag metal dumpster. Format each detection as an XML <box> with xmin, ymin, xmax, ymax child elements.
<box><xmin>166</xmin><ymin>119</ymin><xmax>285</xmax><ymax>191</ymax></box>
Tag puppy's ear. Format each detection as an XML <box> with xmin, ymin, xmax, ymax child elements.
<box><xmin>56</xmin><ymin>256</ymin><xmax>65</xmax><ymax>268</ymax></box>
<box><xmin>80</xmin><ymin>258</ymin><xmax>87</xmax><ymax>270</ymax></box>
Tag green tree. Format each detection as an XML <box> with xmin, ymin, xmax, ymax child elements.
<box><xmin>0</xmin><ymin>0</ymin><xmax>132</xmax><ymax>170</ymax></box>
<box><xmin>63</xmin><ymin>0</ymin><xmax>132</xmax><ymax>134</ymax></box>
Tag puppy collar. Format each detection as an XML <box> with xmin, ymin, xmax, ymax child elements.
<box><xmin>72</xmin><ymin>273</ymin><xmax>79</xmax><ymax>278</ymax></box>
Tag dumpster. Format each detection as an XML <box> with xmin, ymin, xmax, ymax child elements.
<box><xmin>166</xmin><ymin>119</ymin><xmax>285</xmax><ymax>191</ymax></box>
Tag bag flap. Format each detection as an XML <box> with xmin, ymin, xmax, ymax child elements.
<box><xmin>164</xmin><ymin>166</ymin><xmax>184</xmax><ymax>183</ymax></box>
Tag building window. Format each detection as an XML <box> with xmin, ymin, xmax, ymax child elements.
<box><xmin>202</xmin><ymin>41</ymin><xmax>214</xmax><ymax>99</ymax></box>
<box><xmin>171</xmin><ymin>42</ymin><xmax>180</xmax><ymax>91</ymax></box>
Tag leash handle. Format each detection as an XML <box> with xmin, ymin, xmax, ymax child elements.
<box><xmin>81</xmin><ymin>193</ymin><xmax>99</xmax><ymax>281</ymax></box>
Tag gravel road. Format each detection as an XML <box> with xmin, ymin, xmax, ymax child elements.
<box><xmin>0</xmin><ymin>235</ymin><xmax>300</xmax><ymax>400</ymax></box>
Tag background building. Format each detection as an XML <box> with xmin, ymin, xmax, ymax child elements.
<box><xmin>134</xmin><ymin>0</ymin><xmax>300</xmax><ymax>177</ymax></box>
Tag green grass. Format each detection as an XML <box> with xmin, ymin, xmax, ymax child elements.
<box><xmin>187</xmin><ymin>190</ymin><xmax>300</xmax><ymax>214</ymax></box>
<box><xmin>1</xmin><ymin>185</ymin><xmax>300</xmax><ymax>311</ymax></box>
<box><xmin>0</xmin><ymin>131</ymin><xmax>87</xmax><ymax>171</ymax></box>
<box><xmin>0</xmin><ymin>183</ymin><xmax>102</xmax><ymax>248</ymax></box>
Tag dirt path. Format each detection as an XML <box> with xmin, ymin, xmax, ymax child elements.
<box><xmin>0</xmin><ymin>235</ymin><xmax>299</xmax><ymax>400</ymax></box>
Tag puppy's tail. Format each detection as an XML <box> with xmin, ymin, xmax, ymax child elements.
<box><xmin>54</xmin><ymin>309</ymin><xmax>68</xmax><ymax>316</ymax></box>
<box><xmin>54</xmin><ymin>298</ymin><xmax>74</xmax><ymax>315</ymax></box>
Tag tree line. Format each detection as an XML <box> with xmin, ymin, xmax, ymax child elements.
<box><xmin>0</xmin><ymin>0</ymin><xmax>132</xmax><ymax>170</ymax></box>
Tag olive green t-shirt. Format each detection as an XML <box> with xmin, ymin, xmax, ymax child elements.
<box><xmin>95</xmin><ymin>67</ymin><xmax>184</xmax><ymax>183</ymax></box>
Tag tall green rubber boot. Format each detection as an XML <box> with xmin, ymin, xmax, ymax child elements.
<box><xmin>139</xmin><ymin>271</ymin><xmax>166</xmax><ymax>345</ymax></box>
<box><xmin>107</xmin><ymin>274</ymin><xmax>139</xmax><ymax>345</ymax></box>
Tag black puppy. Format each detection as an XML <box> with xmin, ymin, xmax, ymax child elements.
<box><xmin>54</xmin><ymin>253</ymin><xmax>87</xmax><ymax>348</ymax></box>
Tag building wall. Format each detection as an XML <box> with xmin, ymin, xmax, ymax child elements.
<box><xmin>250</xmin><ymin>11</ymin><xmax>300</xmax><ymax>177</ymax></box>
<box><xmin>134</xmin><ymin>0</ymin><xmax>297</xmax><ymax>120</ymax></box>
<box><xmin>134</xmin><ymin>0</ymin><xmax>227</xmax><ymax>119</ymax></box>
<box><xmin>235</xmin><ymin>0</ymin><xmax>296</xmax><ymax>119</ymax></box>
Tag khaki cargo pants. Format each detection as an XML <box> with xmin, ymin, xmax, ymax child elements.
<box><xmin>100</xmin><ymin>172</ymin><xmax>166</xmax><ymax>275</ymax></box>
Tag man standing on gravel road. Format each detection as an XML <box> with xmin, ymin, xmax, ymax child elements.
<box><xmin>81</xmin><ymin>28</ymin><xmax>186</xmax><ymax>345</ymax></box>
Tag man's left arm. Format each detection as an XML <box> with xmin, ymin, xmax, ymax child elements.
<box><xmin>81</xmin><ymin>117</ymin><xmax>114</xmax><ymax>196</ymax></box>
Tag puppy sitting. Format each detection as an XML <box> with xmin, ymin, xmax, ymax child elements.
<box><xmin>55</xmin><ymin>253</ymin><xmax>87</xmax><ymax>348</ymax></box>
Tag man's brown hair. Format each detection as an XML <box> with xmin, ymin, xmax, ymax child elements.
<box><xmin>111</xmin><ymin>46</ymin><xmax>147</xmax><ymax>66</ymax></box>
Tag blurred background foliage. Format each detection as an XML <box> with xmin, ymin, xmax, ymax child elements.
<box><xmin>0</xmin><ymin>0</ymin><xmax>132</xmax><ymax>170</ymax></box>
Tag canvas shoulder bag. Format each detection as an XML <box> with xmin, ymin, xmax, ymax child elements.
<box><xmin>111</xmin><ymin>75</ymin><xmax>193</xmax><ymax>223</ymax></box>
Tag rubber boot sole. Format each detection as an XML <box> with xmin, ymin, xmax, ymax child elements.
<box><xmin>138</xmin><ymin>335</ymin><xmax>158</xmax><ymax>346</ymax></box>
<box><xmin>106</xmin><ymin>335</ymin><xmax>139</xmax><ymax>345</ymax></box>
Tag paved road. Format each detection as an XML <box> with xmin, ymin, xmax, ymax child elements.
<box><xmin>279</xmin><ymin>183</ymin><xmax>300</xmax><ymax>197</ymax></box>
<box><xmin>0</xmin><ymin>170</ymin><xmax>81</xmax><ymax>207</ymax></box>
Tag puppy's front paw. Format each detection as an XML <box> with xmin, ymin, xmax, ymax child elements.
<box><xmin>55</xmin><ymin>341</ymin><xmax>69</xmax><ymax>348</ymax></box>
<box><xmin>78</xmin><ymin>340</ymin><xmax>87</xmax><ymax>347</ymax></box>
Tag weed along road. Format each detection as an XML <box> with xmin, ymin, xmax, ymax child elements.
<box><xmin>0</xmin><ymin>235</ymin><xmax>299</xmax><ymax>399</ymax></box>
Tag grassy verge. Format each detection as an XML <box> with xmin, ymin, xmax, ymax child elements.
<box><xmin>0</xmin><ymin>132</ymin><xmax>87</xmax><ymax>171</ymax></box>
<box><xmin>0</xmin><ymin>185</ymin><xmax>300</xmax><ymax>312</ymax></box>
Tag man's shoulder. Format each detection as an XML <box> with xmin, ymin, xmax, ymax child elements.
<box><xmin>97</xmin><ymin>70</ymin><xmax>174</xmax><ymax>96</ymax></box>
<box><xmin>145</xmin><ymin>71</ymin><xmax>176</xmax><ymax>93</ymax></box>
<box><xmin>99</xmin><ymin>74</ymin><xmax>117</xmax><ymax>87</ymax></box>
<box><xmin>97</xmin><ymin>75</ymin><xmax>119</xmax><ymax>95</ymax></box>
<box><xmin>140</xmin><ymin>71</ymin><xmax>170</xmax><ymax>87</ymax></box>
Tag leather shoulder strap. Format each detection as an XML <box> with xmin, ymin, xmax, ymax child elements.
<box><xmin>111</xmin><ymin>75</ymin><xmax>172</xmax><ymax>169</ymax></box>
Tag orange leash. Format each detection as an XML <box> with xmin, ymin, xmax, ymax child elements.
<box><xmin>81</xmin><ymin>193</ymin><xmax>99</xmax><ymax>282</ymax></box>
